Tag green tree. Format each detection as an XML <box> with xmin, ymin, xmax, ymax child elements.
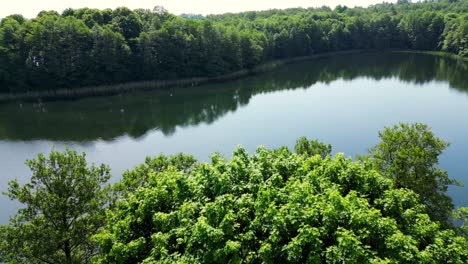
<box><xmin>115</xmin><ymin>153</ymin><xmax>197</xmax><ymax>194</ymax></box>
<box><xmin>0</xmin><ymin>16</ymin><xmax>26</xmax><ymax>92</ymax></box>
<box><xmin>2</xmin><ymin>2</ymin><xmax>468</xmax><ymax>94</ymax></box>
<box><xmin>111</xmin><ymin>7</ymin><xmax>143</xmax><ymax>40</ymax></box>
<box><xmin>453</xmin><ymin>207</ymin><xmax>468</xmax><ymax>236</ymax></box>
<box><xmin>241</xmin><ymin>35</ymin><xmax>263</xmax><ymax>68</ymax></box>
<box><xmin>294</xmin><ymin>136</ymin><xmax>332</xmax><ymax>158</ymax></box>
<box><xmin>95</xmin><ymin>145</ymin><xmax>468</xmax><ymax>263</ymax></box>
<box><xmin>90</xmin><ymin>25</ymin><xmax>131</xmax><ymax>83</ymax></box>
<box><xmin>0</xmin><ymin>149</ymin><xmax>111</xmax><ymax>264</ymax></box>
<box><xmin>368</xmin><ymin>123</ymin><xmax>460</xmax><ymax>224</ymax></box>
<box><xmin>399</xmin><ymin>11</ymin><xmax>445</xmax><ymax>50</ymax></box>
<box><xmin>442</xmin><ymin>14</ymin><xmax>468</xmax><ymax>56</ymax></box>
<box><xmin>25</xmin><ymin>15</ymin><xmax>93</xmax><ymax>89</ymax></box>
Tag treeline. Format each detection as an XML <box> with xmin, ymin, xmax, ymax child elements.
<box><xmin>0</xmin><ymin>0</ymin><xmax>467</xmax><ymax>93</ymax></box>
<box><xmin>1</xmin><ymin>124</ymin><xmax>468</xmax><ymax>263</ymax></box>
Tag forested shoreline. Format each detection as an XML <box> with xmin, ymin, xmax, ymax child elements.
<box><xmin>0</xmin><ymin>0</ymin><xmax>467</xmax><ymax>95</ymax></box>
<box><xmin>0</xmin><ymin>50</ymin><xmax>362</xmax><ymax>101</ymax></box>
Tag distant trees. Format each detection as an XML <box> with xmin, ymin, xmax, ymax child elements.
<box><xmin>25</xmin><ymin>16</ymin><xmax>93</xmax><ymax>88</ymax></box>
<box><xmin>399</xmin><ymin>11</ymin><xmax>445</xmax><ymax>50</ymax></box>
<box><xmin>0</xmin><ymin>16</ymin><xmax>25</xmax><ymax>92</ymax></box>
<box><xmin>0</xmin><ymin>1</ymin><xmax>467</xmax><ymax>93</ymax></box>
<box><xmin>294</xmin><ymin>137</ymin><xmax>332</xmax><ymax>159</ymax></box>
<box><xmin>90</xmin><ymin>25</ymin><xmax>131</xmax><ymax>83</ymax></box>
<box><xmin>442</xmin><ymin>14</ymin><xmax>468</xmax><ymax>56</ymax></box>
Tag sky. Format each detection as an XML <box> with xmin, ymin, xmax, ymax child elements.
<box><xmin>0</xmin><ymin>0</ymin><xmax>396</xmax><ymax>18</ymax></box>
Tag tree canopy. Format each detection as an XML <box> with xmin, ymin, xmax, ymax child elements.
<box><xmin>1</xmin><ymin>124</ymin><xmax>468</xmax><ymax>263</ymax></box>
<box><xmin>0</xmin><ymin>150</ymin><xmax>111</xmax><ymax>264</ymax></box>
<box><xmin>294</xmin><ymin>136</ymin><xmax>332</xmax><ymax>159</ymax></box>
<box><xmin>94</xmin><ymin>145</ymin><xmax>467</xmax><ymax>263</ymax></box>
<box><xmin>368</xmin><ymin>123</ymin><xmax>460</xmax><ymax>225</ymax></box>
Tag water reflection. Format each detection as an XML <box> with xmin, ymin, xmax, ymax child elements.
<box><xmin>0</xmin><ymin>51</ymin><xmax>466</xmax><ymax>141</ymax></box>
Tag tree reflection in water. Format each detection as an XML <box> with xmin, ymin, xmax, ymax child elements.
<box><xmin>0</xmin><ymin>51</ymin><xmax>466</xmax><ymax>141</ymax></box>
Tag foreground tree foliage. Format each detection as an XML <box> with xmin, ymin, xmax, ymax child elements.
<box><xmin>369</xmin><ymin>123</ymin><xmax>460</xmax><ymax>225</ymax></box>
<box><xmin>95</xmin><ymin>146</ymin><xmax>467</xmax><ymax>263</ymax></box>
<box><xmin>0</xmin><ymin>150</ymin><xmax>111</xmax><ymax>264</ymax></box>
<box><xmin>0</xmin><ymin>0</ymin><xmax>467</xmax><ymax>93</ymax></box>
<box><xmin>1</xmin><ymin>124</ymin><xmax>467</xmax><ymax>263</ymax></box>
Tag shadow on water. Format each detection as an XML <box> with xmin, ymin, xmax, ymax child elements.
<box><xmin>0</xmin><ymin>51</ymin><xmax>467</xmax><ymax>141</ymax></box>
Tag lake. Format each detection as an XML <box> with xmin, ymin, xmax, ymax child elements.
<box><xmin>1</xmin><ymin>51</ymin><xmax>467</xmax><ymax>224</ymax></box>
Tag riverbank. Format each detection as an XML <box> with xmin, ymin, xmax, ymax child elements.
<box><xmin>392</xmin><ymin>50</ymin><xmax>468</xmax><ymax>62</ymax></box>
<box><xmin>0</xmin><ymin>49</ymin><xmax>465</xmax><ymax>102</ymax></box>
<box><xmin>0</xmin><ymin>50</ymin><xmax>365</xmax><ymax>102</ymax></box>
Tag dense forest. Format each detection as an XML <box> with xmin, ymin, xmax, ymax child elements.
<box><xmin>1</xmin><ymin>124</ymin><xmax>468</xmax><ymax>263</ymax></box>
<box><xmin>0</xmin><ymin>0</ymin><xmax>467</xmax><ymax>94</ymax></box>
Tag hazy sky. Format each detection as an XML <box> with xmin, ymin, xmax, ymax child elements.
<box><xmin>1</xmin><ymin>0</ymin><xmax>396</xmax><ymax>18</ymax></box>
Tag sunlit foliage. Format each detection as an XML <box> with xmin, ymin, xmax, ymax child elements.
<box><xmin>95</xmin><ymin>145</ymin><xmax>467</xmax><ymax>263</ymax></box>
<box><xmin>0</xmin><ymin>150</ymin><xmax>111</xmax><ymax>264</ymax></box>
<box><xmin>369</xmin><ymin>123</ymin><xmax>460</xmax><ymax>225</ymax></box>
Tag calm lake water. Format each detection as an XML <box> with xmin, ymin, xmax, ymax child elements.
<box><xmin>1</xmin><ymin>51</ymin><xmax>468</xmax><ymax>224</ymax></box>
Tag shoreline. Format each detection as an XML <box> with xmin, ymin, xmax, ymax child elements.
<box><xmin>0</xmin><ymin>49</ymin><xmax>465</xmax><ymax>102</ymax></box>
<box><xmin>391</xmin><ymin>50</ymin><xmax>468</xmax><ymax>62</ymax></box>
<box><xmin>0</xmin><ymin>50</ymin><xmax>365</xmax><ymax>102</ymax></box>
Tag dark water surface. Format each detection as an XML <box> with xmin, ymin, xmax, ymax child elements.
<box><xmin>1</xmin><ymin>51</ymin><xmax>468</xmax><ymax>224</ymax></box>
